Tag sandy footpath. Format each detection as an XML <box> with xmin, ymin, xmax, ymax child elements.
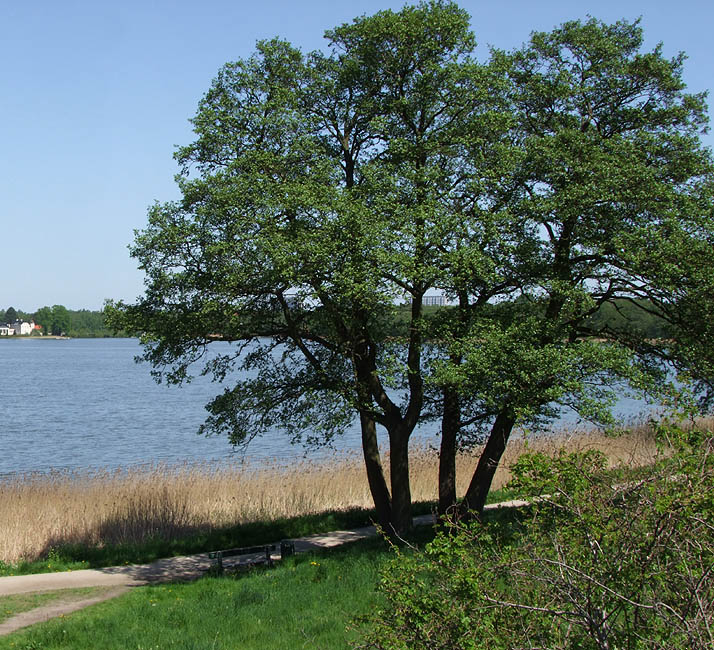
<box><xmin>0</xmin><ymin>587</ymin><xmax>130</xmax><ymax>636</ymax></box>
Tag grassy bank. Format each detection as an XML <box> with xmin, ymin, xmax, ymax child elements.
<box><xmin>0</xmin><ymin>422</ymin><xmax>665</xmax><ymax>571</ymax></box>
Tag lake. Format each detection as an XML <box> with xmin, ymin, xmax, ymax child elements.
<box><xmin>0</xmin><ymin>338</ymin><xmax>655</xmax><ymax>476</ymax></box>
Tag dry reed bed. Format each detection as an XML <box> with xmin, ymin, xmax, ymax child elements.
<box><xmin>0</xmin><ymin>421</ymin><xmax>689</xmax><ymax>564</ymax></box>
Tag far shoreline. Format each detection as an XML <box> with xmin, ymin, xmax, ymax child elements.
<box><xmin>0</xmin><ymin>335</ymin><xmax>131</xmax><ymax>340</ymax></box>
<box><xmin>0</xmin><ymin>335</ymin><xmax>71</xmax><ymax>340</ymax></box>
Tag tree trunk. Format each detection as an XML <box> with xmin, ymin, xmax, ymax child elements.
<box><xmin>438</xmin><ymin>386</ymin><xmax>459</xmax><ymax>516</ymax></box>
<box><xmin>359</xmin><ymin>411</ymin><xmax>392</xmax><ymax>530</ymax></box>
<box><xmin>389</xmin><ymin>430</ymin><xmax>412</xmax><ymax>537</ymax></box>
<box><xmin>460</xmin><ymin>410</ymin><xmax>516</xmax><ymax>515</ymax></box>
<box><xmin>439</xmin><ymin>294</ymin><xmax>470</xmax><ymax>516</ymax></box>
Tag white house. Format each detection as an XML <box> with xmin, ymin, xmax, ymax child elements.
<box><xmin>422</xmin><ymin>295</ymin><xmax>447</xmax><ymax>306</ymax></box>
<box><xmin>409</xmin><ymin>295</ymin><xmax>448</xmax><ymax>307</ymax></box>
<box><xmin>17</xmin><ymin>321</ymin><xmax>34</xmax><ymax>335</ymax></box>
<box><xmin>4</xmin><ymin>321</ymin><xmax>35</xmax><ymax>336</ymax></box>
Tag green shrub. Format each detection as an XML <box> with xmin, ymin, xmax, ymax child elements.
<box><xmin>359</xmin><ymin>424</ymin><xmax>714</xmax><ymax>649</ymax></box>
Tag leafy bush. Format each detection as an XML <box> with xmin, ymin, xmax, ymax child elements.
<box><xmin>359</xmin><ymin>424</ymin><xmax>714</xmax><ymax>649</ymax></box>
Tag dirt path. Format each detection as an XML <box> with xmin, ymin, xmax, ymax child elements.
<box><xmin>0</xmin><ymin>524</ymin><xmax>390</xmax><ymax>599</ymax></box>
<box><xmin>0</xmin><ymin>586</ymin><xmax>130</xmax><ymax>636</ymax></box>
<box><xmin>0</xmin><ymin>520</ymin><xmax>400</xmax><ymax>636</ymax></box>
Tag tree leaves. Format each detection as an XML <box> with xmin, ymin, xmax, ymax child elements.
<box><xmin>109</xmin><ymin>5</ymin><xmax>714</xmax><ymax>529</ymax></box>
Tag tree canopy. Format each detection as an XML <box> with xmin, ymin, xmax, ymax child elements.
<box><xmin>48</xmin><ymin>304</ymin><xmax>71</xmax><ymax>336</ymax></box>
<box><xmin>3</xmin><ymin>306</ymin><xmax>18</xmax><ymax>324</ymax></box>
<box><xmin>33</xmin><ymin>306</ymin><xmax>53</xmax><ymax>333</ymax></box>
<box><xmin>107</xmin><ymin>2</ymin><xmax>714</xmax><ymax>535</ymax></box>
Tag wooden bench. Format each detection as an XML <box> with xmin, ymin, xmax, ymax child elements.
<box><xmin>207</xmin><ymin>541</ymin><xmax>295</xmax><ymax>573</ymax></box>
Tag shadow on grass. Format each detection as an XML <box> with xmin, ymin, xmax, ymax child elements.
<box><xmin>3</xmin><ymin>493</ymin><xmax>525</xmax><ymax>578</ymax></box>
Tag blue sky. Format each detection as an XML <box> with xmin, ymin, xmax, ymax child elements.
<box><xmin>2</xmin><ymin>0</ymin><xmax>712</xmax><ymax>311</ymax></box>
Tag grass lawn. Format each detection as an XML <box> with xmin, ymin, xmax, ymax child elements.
<box><xmin>0</xmin><ymin>535</ymin><xmax>411</xmax><ymax>650</ymax></box>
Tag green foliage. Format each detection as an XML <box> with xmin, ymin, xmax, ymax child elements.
<box><xmin>49</xmin><ymin>305</ymin><xmax>70</xmax><ymax>335</ymax></box>
<box><xmin>108</xmin><ymin>3</ymin><xmax>714</xmax><ymax>531</ymax></box>
<box><xmin>360</xmin><ymin>424</ymin><xmax>714</xmax><ymax>649</ymax></box>
<box><xmin>33</xmin><ymin>306</ymin><xmax>52</xmax><ymax>333</ymax></box>
<box><xmin>585</xmin><ymin>299</ymin><xmax>672</xmax><ymax>339</ymax></box>
<box><xmin>2</xmin><ymin>306</ymin><xmax>17</xmax><ymax>323</ymax></box>
<box><xmin>65</xmin><ymin>309</ymin><xmax>113</xmax><ymax>338</ymax></box>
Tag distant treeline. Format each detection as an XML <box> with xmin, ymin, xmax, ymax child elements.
<box><xmin>18</xmin><ymin>297</ymin><xmax>664</xmax><ymax>340</ymax></box>
<box><xmin>584</xmin><ymin>299</ymin><xmax>671</xmax><ymax>339</ymax></box>
<box><xmin>393</xmin><ymin>297</ymin><xmax>671</xmax><ymax>340</ymax></box>
<box><xmin>3</xmin><ymin>305</ymin><xmax>123</xmax><ymax>338</ymax></box>
<box><xmin>64</xmin><ymin>309</ymin><xmax>122</xmax><ymax>338</ymax></box>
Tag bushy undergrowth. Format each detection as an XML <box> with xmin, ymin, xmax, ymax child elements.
<box><xmin>360</xmin><ymin>423</ymin><xmax>714</xmax><ymax>649</ymax></box>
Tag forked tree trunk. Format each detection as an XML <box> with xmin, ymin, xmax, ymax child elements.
<box><xmin>460</xmin><ymin>410</ymin><xmax>516</xmax><ymax>515</ymax></box>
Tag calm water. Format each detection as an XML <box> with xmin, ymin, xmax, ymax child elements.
<box><xmin>0</xmin><ymin>338</ymin><xmax>378</xmax><ymax>475</ymax></box>
<box><xmin>0</xmin><ymin>338</ymin><xmax>654</xmax><ymax>476</ymax></box>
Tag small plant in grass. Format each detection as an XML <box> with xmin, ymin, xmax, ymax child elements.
<box><xmin>358</xmin><ymin>423</ymin><xmax>714</xmax><ymax>649</ymax></box>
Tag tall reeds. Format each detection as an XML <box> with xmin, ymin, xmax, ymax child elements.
<box><xmin>0</xmin><ymin>420</ymin><xmax>680</xmax><ymax>564</ymax></box>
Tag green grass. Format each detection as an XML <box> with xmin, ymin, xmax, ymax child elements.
<box><xmin>0</xmin><ymin>554</ymin><xmax>88</xmax><ymax>579</ymax></box>
<box><xmin>0</xmin><ymin>535</ymin><xmax>426</xmax><ymax>650</ymax></box>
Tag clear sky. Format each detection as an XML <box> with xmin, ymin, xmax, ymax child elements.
<box><xmin>2</xmin><ymin>0</ymin><xmax>712</xmax><ymax>311</ymax></box>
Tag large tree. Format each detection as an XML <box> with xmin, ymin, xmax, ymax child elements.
<box><xmin>50</xmin><ymin>304</ymin><xmax>71</xmax><ymax>336</ymax></box>
<box><xmin>34</xmin><ymin>306</ymin><xmax>53</xmax><ymax>333</ymax></box>
<box><xmin>108</xmin><ymin>5</ymin><xmax>714</xmax><ymax>534</ymax></box>
<box><xmin>110</xmin><ymin>1</ymin><xmax>500</xmax><ymax>535</ymax></box>
<box><xmin>108</xmin><ymin>1</ymin><xmax>506</xmax><ymax>536</ymax></box>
